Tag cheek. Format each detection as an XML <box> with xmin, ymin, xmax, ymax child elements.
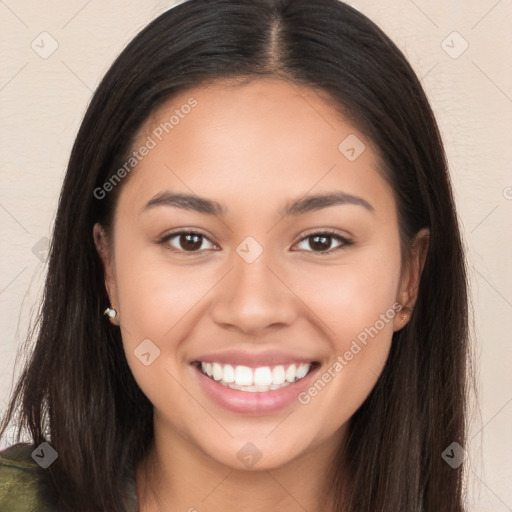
<box><xmin>293</xmin><ymin>244</ymin><xmax>402</xmax><ymax>344</ymax></box>
<box><xmin>114</xmin><ymin>245</ymin><xmax>214</xmax><ymax>343</ymax></box>
<box><xmin>112</xmin><ymin>244</ymin><xmax>215</xmax><ymax>425</ymax></box>
<box><xmin>290</xmin><ymin>244</ymin><xmax>402</xmax><ymax>413</ymax></box>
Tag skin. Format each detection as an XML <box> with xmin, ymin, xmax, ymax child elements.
<box><xmin>94</xmin><ymin>77</ymin><xmax>428</xmax><ymax>512</ymax></box>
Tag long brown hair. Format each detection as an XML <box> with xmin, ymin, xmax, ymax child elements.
<box><xmin>1</xmin><ymin>0</ymin><xmax>470</xmax><ymax>510</ymax></box>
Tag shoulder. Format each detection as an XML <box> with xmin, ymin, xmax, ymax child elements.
<box><xmin>0</xmin><ymin>442</ymin><xmax>57</xmax><ymax>512</ymax></box>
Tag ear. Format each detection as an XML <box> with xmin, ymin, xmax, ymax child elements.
<box><xmin>93</xmin><ymin>223</ymin><xmax>119</xmax><ymax>325</ymax></box>
<box><xmin>393</xmin><ymin>228</ymin><xmax>429</xmax><ymax>331</ymax></box>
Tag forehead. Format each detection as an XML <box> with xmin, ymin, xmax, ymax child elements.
<box><xmin>120</xmin><ymin>77</ymin><xmax>393</xmax><ymax>217</ymax></box>
<box><xmin>142</xmin><ymin>76</ymin><xmax>361</xmax><ymax>154</ymax></box>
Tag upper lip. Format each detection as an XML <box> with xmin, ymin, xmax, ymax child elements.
<box><xmin>191</xmin><ymin>349</ymin><xmax>319</xmax><ymax>368</ymax></box>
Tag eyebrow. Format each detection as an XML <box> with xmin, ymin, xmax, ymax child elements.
<box><xmin>142</xmin><ymin>191</ymin><xmax>374</xmax><ymax>217</ymax></box>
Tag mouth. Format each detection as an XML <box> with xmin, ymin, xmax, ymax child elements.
<box><xmin>192</xmin><ymin>360</ymin><xmax>320</xmax><ymax>392</ymax></box>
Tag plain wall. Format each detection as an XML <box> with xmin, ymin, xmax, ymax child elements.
<box><xmin>0</xmin><ymin>1</ymin><xmax>511</xmax><ymax>510</ymax></box>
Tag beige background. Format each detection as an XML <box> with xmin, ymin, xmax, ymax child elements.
<box><xmin>0</xmin><ymin>1</ymin><xmax>511</xmax><ymax>510</ymax></box>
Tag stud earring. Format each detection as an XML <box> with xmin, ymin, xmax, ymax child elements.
<box><xmin>400</xmin><ymin>306</ymin><xmax>413</xmax><ymax>321</ymax></box>
<box><xmin>104</xmin><ymin>307</ymin><xmax>117</xmax><ymax>318</ymax></box>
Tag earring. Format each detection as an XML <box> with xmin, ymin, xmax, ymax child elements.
<box><xmin>400</xmin><ymin>306</ymin><xmax>413</xmax><ymax>321</ymax></box>
<box><xmin>104</xmin><ymin>307</ymin><xmax>117</xmax><ymax>318</ymax></box>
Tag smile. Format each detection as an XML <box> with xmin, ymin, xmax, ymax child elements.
<box><xmin>196</xmin><ymin>361</ymin><xmax>314</xmax><ymax>392</ymax></box>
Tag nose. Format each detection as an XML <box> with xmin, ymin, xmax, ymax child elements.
<box><xmin>210</xmin><ymin>252</ymin><xmax>298</xmax><ymax>336</ymax></box>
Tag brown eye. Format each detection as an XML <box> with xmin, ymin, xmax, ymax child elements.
<box><xmin>309</xmin><ymin>234</ymin><xmax>332</xmax><ymax>251</ymax></box>
<box><xmin>178</xmin><ymin>233</ymin><xmax>203</xmax><ymax>251</ymax></box>
<box><xmin>161</xmin><ymin>231</ymin><xmax>216</xmax><ymax>253</ymax></box>
<box><xmin>294</xmin><ymin>231</ymin><xmax>352</xmax><ymax>254</ymax></box>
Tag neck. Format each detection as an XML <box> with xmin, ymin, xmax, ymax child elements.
<box><xmin>136</xmin><ymin>417</ymin><xmax>345</xmax><ymax>512</ymax></box>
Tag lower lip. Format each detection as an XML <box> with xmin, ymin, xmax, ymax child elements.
<box><xmin>192</xmin><ymin>364</ymin><xmax>320</xmax><ymax>415</ymax></box>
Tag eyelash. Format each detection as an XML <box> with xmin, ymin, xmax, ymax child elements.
<box><xmin>158</xmin><ymin>229</ymin><xmax>353</xmax><ymax>256</ymax></box>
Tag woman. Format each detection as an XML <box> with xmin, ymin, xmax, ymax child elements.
<box><xmin>0</xmin><ymin>0</ymin><xmax>470</xmax><ymax>510</ymax></box>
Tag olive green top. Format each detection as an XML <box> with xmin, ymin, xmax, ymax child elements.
<box><xmin>0</xmin><ymin>443</ymin><xmax>139</xmax><ymax>511</ymax></box>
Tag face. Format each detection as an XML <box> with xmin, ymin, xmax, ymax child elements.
<box><xmin>94</xmin><ymin>77</ymin><xmax>424</xmax><ymax>472</ymax></box>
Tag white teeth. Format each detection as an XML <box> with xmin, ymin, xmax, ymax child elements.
<box><xmin>272</xmin><ymin>365</ymin><xmax>286</xmax><ymax>385</ymax></box>
<box><xmin>198</xmin><ymin>361</ymin><xmax>313</xmax><ymax>391</ymax></box>
<box><xmin>296</xmin><ymin>363</ymin><xmax>310</xmax><ymax>380</ymax></box>
<box><xmin>285</xmin><ymin>364</ymin><xmax>296</xmax><ymax>383</ymax></box>
<box><xmin>253</xmin><ymin>367</ymin><xmax>272</xmax><ymax>386</ymax></box>
<box><xmin>234</xmin><ymin>365</ymin><xmax>253</xmax><ymax>386</ymax></box>
<box><xmin>212</xmin><ymin>362</ymin><xmax>223</xmax><ymax>381</ymax></box>
<box><xmin>222</xmin><ymin>364</ymin><xmax>235</xmax><ymax>383</ymax></box>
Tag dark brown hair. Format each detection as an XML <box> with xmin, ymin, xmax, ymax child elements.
<box><xmin>1</xmin><ymin>0</ymin><xmax>470</xmax><ymax>510</ymax></box>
